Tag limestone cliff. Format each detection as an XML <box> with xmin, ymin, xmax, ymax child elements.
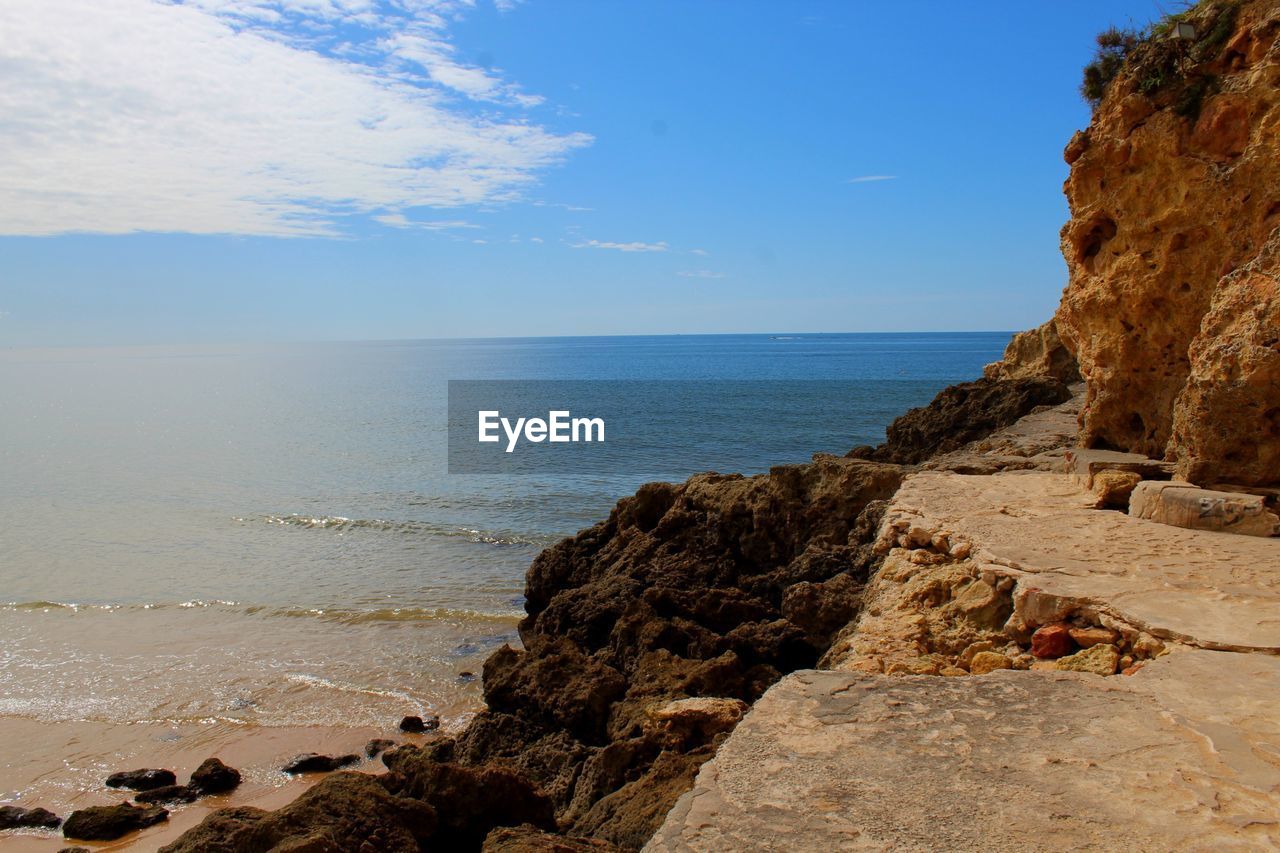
<box><xmin>1054</xmin><ymin>0</ymin><xmax>1280</xmax><ymax>486</ymax></box>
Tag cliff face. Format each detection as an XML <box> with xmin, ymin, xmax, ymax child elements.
<box><xmin>1054</xmin><ymin>0</ymin><xmax>1280</xmax><ymax>486</ymax></box>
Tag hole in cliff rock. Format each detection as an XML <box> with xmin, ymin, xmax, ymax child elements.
<box><xmin>1077</xmin><ymin>216</ymin><xmax>1118</xmax><ymax>272</ymax></box>
<box><xmin>1180</xmin><ymin>282</ymin><xmax>1192</xmax><ymax>292</ymax></box>
<box><xmin>1265</xmin><ymin>201</ymin><xmax>1280</xmax><ymax>221</ymax></box>
<box><xmin>1169</xmin><ymin>233</ymin><xmax>1188</xmax><ymax>252</ymax></box>
<box><xmin>1129</xmin><ymin>413</ymin><xmax>1146</xmax><ymax>438</ymax></box>
<box><xmin>1266</xmin><ymin>407</ymin><xmax>1280</xmax><ymax>433</ymax></box>
<box><xmin>1121</xmin><ymin>319</ymin><xmax>1135</xmax><ymax>333</ymax></box>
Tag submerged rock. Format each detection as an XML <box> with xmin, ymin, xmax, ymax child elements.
<box><xmin>400</xmin><ymin>714</ymin><xmax>440</xmax><ymax>733</ymax></box>
<box><xmin>134</xmin><ymin>785</ymin><xmax>200</xmax><ymax>805</ymax></box>
<box><xmin>0</xmin><ymin>805</ymin><xmax>61</xmax><ymax>830</ymax></box>
<box><xmin>366</xmin><ymin>738</ymin><xmax>398</xmax><ymax>758</ymax></box>
<box><xmin>280</xmin><ymin>753</ymin><xmax>360</xmax><ymax>774</ymax></box>
<box><xmin>62</xmin><ymin>803</ymin><xmax>168</xmax><ymax>841</ymax></box>
<box><xmin>189</xmin><ymin>757</ymin><xmax>241</xmax><ymax>794</ymax></box>
<box><xmin>104</xmin><ymin>768</ymin><xmax>176</xmax><ymax>791</ymax></box>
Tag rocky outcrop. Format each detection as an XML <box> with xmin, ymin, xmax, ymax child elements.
<box><xmin>0</xmin><ymin>805</ymin><xmax>61</xmax><ymax>830</ymax></box>
<box><xmin>853</xmin><ymin>378</ymin><xmax>1072</xmax><ymax>465</ymax></box>
<box><xmin>983</xmin><ymin>318</ymin><xmax>1081</xmax><ymax>383</ymax></box>
<box><xmin>166</xmin><ymin>456</ymin><xmax>902</xmax><ymax>851</ymax></box>
<box><xmin>1055</xmin><ymin>0</ymin><xmax>1280</xmax><ymax>485</ymax></box>
<box><xmin>62</xmin><ymin>803</ymin><xmax>168</xmax><ymax>841</ymax></box>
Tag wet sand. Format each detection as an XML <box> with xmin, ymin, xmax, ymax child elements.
<box><xmin>0</xmin><ymin>716</ymin><xmax>460</xmax><ymax>850</ymax></box>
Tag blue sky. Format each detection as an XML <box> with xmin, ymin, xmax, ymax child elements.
<box><xmin>1</xmin><ymin>0</ymin><xmax>1172</xmax><ymax>345</ymax></box>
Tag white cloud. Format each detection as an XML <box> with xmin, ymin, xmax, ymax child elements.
<box><xmin>529</xmin><ymin>236</ymin><xmax>544</xmax><ymax>243</ymax></box>
<box><xmin>373</xmin><ymin>213</ymin><xmax>480</xmax><ymax>230</ymax></box>
<box><xmin>688</xmin><ymin>248</ymin><xmax>709</xmax><ymax>256</ymax></box>
<box><xmin>677</xmin><ymin>270</ymin><xmax>725</xmax><ymax>279</ymax></box>
<box><xmin>0</xmin><ymin>0</ymin><xmax>590</xmax><ymax>237</ymax></box>
<box><xmin>847</xmin><ymin>175</ymin><xmax>897</xmax><ymax>183</ymax></box>
<box><xmin>572</xmin><ymin>239</ymin><xmax>669</xmax><ymax>253</ymax></box>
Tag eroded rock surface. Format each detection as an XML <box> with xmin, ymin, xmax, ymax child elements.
<box><xmin>1054</xmin><ymin>0</ymin><xmax>1280</xmax><ymax>485</ymax></box>
<box><xmin>648</xmin><ymin>652</ymin><xmax>1280</xmax><ymax>851</ymax></box>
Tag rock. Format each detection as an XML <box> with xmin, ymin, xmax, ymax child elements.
<box><xmin>399</xmin><ymin>715</ymin><xmax>439</xmax><ymax>733</ymax></box>
<box><xmin>1092</xmin><ymin>469</ymin><xmax>1143</xmax><ymax>508</ymax></box>
<box><xmin>160</xmin><ymin>773</ymin><xmax>436</xmax><ymax>853</ymax></box>
<box><xmin>646</xmin><ymin>697</ymin><xmax>748</xmax><ymax>748</ymax></box>
<box><xmin>62</xmin><ymin>803</ymin><xmax>168</xmax><ymax>841</ymax></box>
<box><xmin>280</xmin><ymin>753</ymin><xmax>360</xmax><ymax>774</ymax></box>
<box><xmin>1069</xmin><ymin>626</ymin><xmax>1120</xmax><ymax>648</ymax></box>
<box><xmin>983</xmin><ymin>318</ymin><xmax>1081</xmax><ymax>383</ymax></box>
<box><xmin>0</xmin><ymin>805</ymin><xmax>61</xmax><ymax>830</ymax></box>
<box><xmin>483</xmin><ymin>824</ymin><xmax>621</xmax><ymax>851</ymax></box>
<box><xmin>939</xmin><ymin>665</ymin><xmax>969</xmax><ymax>677</ymax></box>
<box><xmin>189</xmin><ymin>757</ymin><xmax>240</xmax><ymax>794</ymax></box>
<box><xmin>1055</xmin><ymin>643</ymin><xmax>1121</xmax><ymax>676</ymax></box>
<box><xmin>866</xmin><ymin>378</ymin><xmax>1073</xmax><ymax>465</ymax></box>
<box><xmin>1130</xmin><ymin>481</ymin><xmax>1278</xmax><ymax>536</ymax></box>
<box><xmin>780</xmin><ymin>573</ymin><xmax>863</xmax><ymax>645</ymax></box>
<box><xmin>1065</xmin><ymin>448</ymin><xmax>1175</xmax><ymax>490</ymax></box>
<box><xmin>1030</xmin><ymin>623</ymin><xmax>1076</xmax><ymax>659</ymax></box>
<box><xmin>968</xmin><ymin>651</ymin><xmax>1013</xmax><ymax>675</ymax></box>
<box><xmin>380</xmin><ymin>758</ymin><xmax>555</xmax><ymax>848</ymax></box>
<box><xmin>134</xmin><ymin>785</ymin><xmax>201</xmax><ymax>805</ymax></box>
<box><xmin>104</xmin><ymin>768</ymin><xmax>177</xmax><ymax>791</ymax></box>
<box><xmin>57</xmin><ymin>848</ymin><xmax>90</xmax><ymax>853</ymax></box>
<box><xmin>958</xmin><ymin>640</ymin><xmax>995</xmax><ymax>668</ymax></box>
<box><xmin>365</xmin><ymin>738</ymin><xmax>398</xmax><ymax>758</ymax></box>
<box><xmin>1055</xmin><ymin>2</ymin><xmax>1280</xmax><ymax>487</ymax></box>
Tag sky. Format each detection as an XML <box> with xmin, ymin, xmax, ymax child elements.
<box><xmin>0</xmin><ymin>0</ymin><xmax>1175</xmax><ymax>346</ymax></box>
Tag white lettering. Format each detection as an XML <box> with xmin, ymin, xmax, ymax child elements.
<box><xmin>480</xmin><ymin>410</ymin><xmax>605</xmax><ymax>452</ymax></box>
<box><xmin>502</xmin><ymin>416</ymin><xmax>526</xmax><ymax>453</ymax></box>
<box><xmin>478</xmin><ymin>411</ymin><xmax>500</xmax><ymax>443</ymax></box>
<box><xmin>572</xmin><ymin>416</ymin><xmax>605</xmax><ymax>442</ymax></box>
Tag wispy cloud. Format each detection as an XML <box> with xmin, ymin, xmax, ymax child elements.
<box><xmin>373</xmin><ymin>214</ymin><xmax>481</xmax><ymax>230</ymax></box>
<box><xmin>0</xmin><ymin>0</ymin><xmax>590</xmax><ymax>237</ymax></box>
<box><xmin>688</xmin><ymin>248</ymin><xmax>709</xmax><ymax>256</ymax></box>
<box><xmin>847</xmin><ymin>175</ymin><xmax>897</xmax><ymax>183</ymax></box>
<box><xmin>572</xmin><ymin>239</ymin><xmax>669</xmax><ymax>253</ymax></box>
<box><xmin>532</xmin><ymin>201</ymin><xmax>594</xmax><ymax>212</ymax></box>
<box><xmin>677</xmin><ymin>270</ymin><xmax>725</xmax><ymax>279</ymax></box>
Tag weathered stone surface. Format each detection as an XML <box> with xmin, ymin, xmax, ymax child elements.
<box><xmin>189</xmin><ymin>757</ymin><xmax>241</xmax><ymax>794</ymax></box>
<box><xmin>967</xmin><ymin>651</ymin><xmax>1012</xmax><ymax>675</ymax></box>
<box><xmin>160</xmin><ymin>773</ymin><xmax>435</xmax><ymax>853</ymax></box>
<box><xmin>1091</xmin><ymin>469</ymin><xmax>1143</xmax><ymax>508</ymax></box>
<box><xmin>1055</xmin><ymin>643</ymin><xmax>1121</xmax><ymax>675</ymax></box>
<box><xmin>483</xmin><ymin>825</ymin><xmax>623</xmax><ymax>851</ymax></box>
<box><xmin>646</xmin><ymin>698</ymin><xmax>747</xmax><ymax>749</ymax></box>
<box><xmin>63</xmin><ymin>803</ymin><xmax>168</xmax><ymax>841</ymax></box>
<box><xmin>648</xmin><ymin>652</ymin><xmax>1280</xmax><ymax>850</ymax></box>
<box><xmin>983</xmin><ymin>318</ymin><xmax>1081</xmax><ymax>383</ymax></box>
<box><xmin>1030</xmin><ymin>623</ymin><xmax>1075</xmax><ymax>659</ymax></box>
<box><xmin>874</xmin><ymin>470</ymin><xmax>1280</xmax><ymax>652</ymax></box>
<box><xmin>1069</xmin><ymin>625</ymin><xmax>1120</xmax><ymax>648</ymax></box>
<box><xmin>1065</xmin><ymin>448</ymin><xmax>1174</xmax><ymax>490</ymax></box>
<box><xmin>133</xmin><ymin>784</ymin><xmax>201</xmax><ymax>805</ymax></box>
<box><xmin>1054</xmin><ymin>0</ymin><xmax>1280</xmax><ymax>486</ymax></box>
<box><xmin>1130</xmin><ymin>480</ymin><xmax>1279</xmax><ymax>537</ymax></box>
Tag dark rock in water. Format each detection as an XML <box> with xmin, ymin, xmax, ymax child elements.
<box><xmin>483</xmin><ymin>824</ymin><xmax>622</xmax><ymax>851</ymax></box>
<box><xmin>62</xmin><ymin>803</ymin><xmax>168</xmax><ymax>841</ymax></box>
<box><xmin>365</xmin><ymin>738</ymin><xmax>397</xmax><ymax>758</ymax></box>
<box><xmin>381</xmin><ymin>753</ymin><xmax>554</xmax><ymax>848</ymax></box>
<box><xmin>399</xmin><ymin>714</ymin><xmax>439</xmax><ymax>733</ymax></box>
<box><xmin>189</xmin><ymin>757</ymin><xmax>240</xmax><ymax>794</ymax></box>
<box><xmin>457</xmin><ymin>670</ymin><xmax>477</xmax><ymax>682</ymax></box>
<box><xmin>0</xmin><ymin>805</ymin><xmax>61</xmax><ymax>829</ymax></box>
<box><xmin>157</xmin><ymin>773</ymin><xmax>435</xmax><ymax>853</ymax></box>
<box><xmin>860</xmin><ymin>377</ymin><xmax>1072</xmax><ymax>465</ymax></box>
<box><xmin>134</xmin><ymin>785</ymin><xmax>201</xmax><ymax>805</ymax></box>
<box><xmin>280</xmin><ymin>753</ymin><xmax>360</xmax><ymax>774</ymax></box>
<box><xmin>57</xmin><ymin>847</ymin><xmax>90</xmax><ymax>853</ymax></box>
<box><xmin>104</xmin><ymin>768</ymin><xmax>177</xmax><ymax>791</ymax></box>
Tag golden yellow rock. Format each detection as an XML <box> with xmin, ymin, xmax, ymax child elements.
<box><xmin>969</xmin><ymin>651</ymin><xmax>1013</xmax><ymax>675</ymax></box>
<box><xmin>1053</xmin><ymin>0</ymin><xmax>1280</xmax><ymax>487</ymax></box>
<box><xmin>1055</xmin><ymin>643</ymin><xmax>1120</xmax><ymax>676</ymax></box>
<box><xmin>1068</xmin><ymin>626</ymin><xmax>1120</xmax><ymax>648</ymax></box>
<box><xmin>1091</xmin><ymin>470</ymin><xmax>1142</xmax><ymax>509</ymax></box>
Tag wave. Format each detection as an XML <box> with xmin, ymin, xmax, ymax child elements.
<box><xmin>0</xmin><ymin>600</ymin><xmax>521</xmax><ymax>625</ymax></box>
<box><xmin>238</xmin><ymin>513</ymin><xmax>560</xmax><ymax>548</ymax></box>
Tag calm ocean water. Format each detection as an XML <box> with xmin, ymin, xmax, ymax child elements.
<box><xmin>0</xmin><ymin>333</ymin><xmax>1008</xmax><ymax>736</ymax></box>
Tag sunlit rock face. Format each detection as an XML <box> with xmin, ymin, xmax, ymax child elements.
<box><xmin>1055</xmin><ymin>0</ymin><xmax>1280</xmax><ymax>486</ymax></box>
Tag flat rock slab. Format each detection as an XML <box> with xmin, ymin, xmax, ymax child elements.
<box><xmin>1130</xmin><ymin>480</ymin><xmax>1278</xmax><ymax>537</ymax></box>
<box><xmin>647</xmin><ymin>651</ymin><xmax>1280</xmax><ymax>851</ymax></box>
<box><xmin>886</xmin><ymin>470</ymin><xmax>1280</xmax><ymax>652</ymax></box>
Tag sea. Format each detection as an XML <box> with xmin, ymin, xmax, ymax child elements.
<box><xmin>0</xmin><ymin>332</ymin><xmax>1009</xmax><ymax>810</ymax></box>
